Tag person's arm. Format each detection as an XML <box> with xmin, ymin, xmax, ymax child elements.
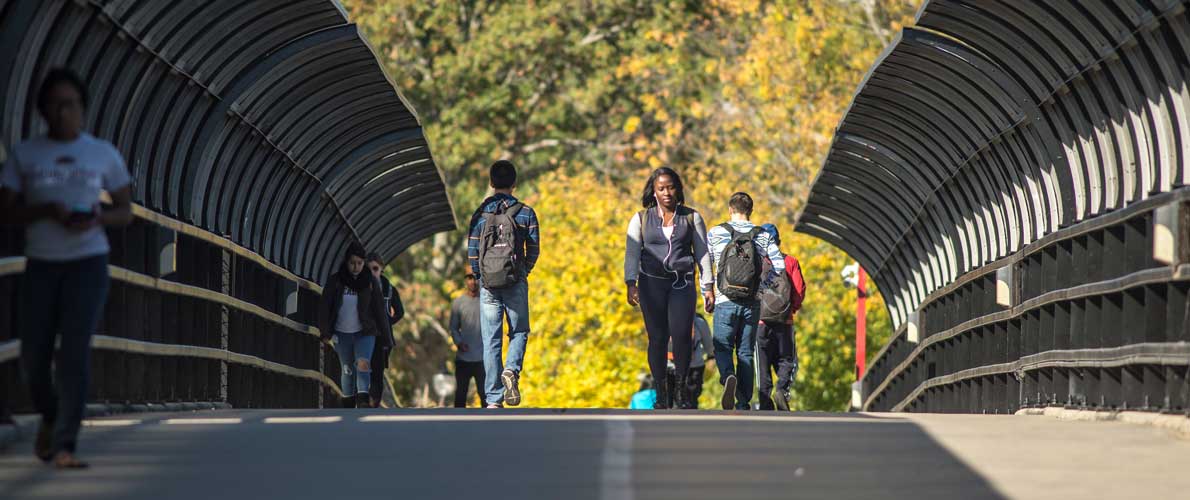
<box><xmin>467</xmin><ymin>209</ymin><xmax>484</xmax><ymax>277</ymax></box>
<box><xmin>0</xmin><ymin>188</ymin><xmax>65</xmax><ymax>226</ymax></box>
<box><xmin>788</xmin><ymin>256</ymin><xmax>806</xmax><ymax>314</ymax></box>
<box><xmin>100</xmin><ymin>185</ymin><xmax>133</xmax><ymax>228</ymax></box>
<box><xmin>523</xmin><ymin>206</ymin><xmax>540</xmax><ymax>276</ymax></box>
<box><xmin>371</xmin><ymin>278</ymin><xmax>391</xmax><ymax>345</ymax></box>
<box><xmin>388</xmin><ymin>281</ymin><xmax>405</xmax><ymax>325</ymax></box>
<box><xmin>98</xmin><ymin>145</ymin><xmax>133</xmax><ymax>228</ymax></box>
<box><xmin>448</xmin><ymin>300</ymin><xmax>465</xmax><ymax>346</ymax></box>
<box><xmin>691</xmin><ymin>212</ymin><xmax>714</xmax><ymax>294</ymax></box>
<box><xmin>761</xmin><ymin>232</ymin><xmax>785</xmax><ymax>286</ymax></box>
<box><xmin>625</xmin><ymin>213</ymin><xmax>642</xmax><ymax>306</ymax></box>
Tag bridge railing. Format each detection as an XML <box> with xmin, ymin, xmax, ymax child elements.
<box><xmin>1</xmin><ymin>207</ymin><xmax>342</xmax><ymax>414</ymax></box>
<box><xmin>798</xmin><ymin>0</ymin><xmax>1190</xmax><ymax>414</ymax></box>
<box><xmin>862</xmin><ymin>192</ymin><xmax>1190</xmax><ymax>413</ymax></box>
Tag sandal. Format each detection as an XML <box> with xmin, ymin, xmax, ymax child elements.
<box><xmin>52</xmin><ymin>451</ymin><xmax>89</xmax><ymax>469</ymax></box>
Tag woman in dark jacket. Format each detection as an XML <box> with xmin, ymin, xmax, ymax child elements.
<box><xmin>319</xmin><ymin>243</ymin><xmax>390</xmax><ymax>408</ymax></box>
<box><xmin>623</xmin><ymin>167</ymin><xmax>713</xmax><ymax>409</ymax></box>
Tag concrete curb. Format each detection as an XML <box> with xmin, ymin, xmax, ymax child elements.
<box><xmin>1</xmin><ymin>401</ymin><xmax>232</xmax><ymax>451</ymax></box>
<box><xmin>1016</xmin><ymin>407</ymin><xmax>1190</xmax><ymax>439</ymax></box>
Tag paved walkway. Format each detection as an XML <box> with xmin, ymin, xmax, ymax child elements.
<box><xmin>0</xmin><ymin>410</ymin><xmax>1186</xmax><ymax>499</ymax></box>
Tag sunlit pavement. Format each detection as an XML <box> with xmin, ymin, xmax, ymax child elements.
<box><xmin>1</xmin><ymin>409</ymin><xmax>1187</xmax><ymax>500</ymax></box>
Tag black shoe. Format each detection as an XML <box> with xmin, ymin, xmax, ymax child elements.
<box><xmin>501</xmin><ymin>369</ymin><xmax>522</xmax><ymax>407</ymax></box>
<box><xmin>341</xmin><ymin>396</ymin><xmax>356</xmax><ymax>409</ymax></box>
<box><xmin>722</xmin><ymin>375</ymin><xmax>737</xmax><ymax>410</ymax></box>
<box><xmin>654</xmin><ymin>379</ymin><xmax>670</xmax><ymax>410</ymax></box>
<box><xmin>673</xmin><ymin>375</ymin><xmax>692</xmax><ymax>409</ymax></box>
<box><xmin>758</xmin><ymin>392</ymin><xmax>775</xmax><ymax>411</ymax></box>
<box><xmin>775</xmin><ymin>389</ymin><xmax>791</xmax><ymax>411</ymax></box>
<box><xmin>355</xmin><ymin>393</ymin><xmax>370</xmax><ymax>408</ymax></box>
<box><xmin>35</xmin><ymin>419</ymin><xmax>53</xmax><ymax>462</ymax></box>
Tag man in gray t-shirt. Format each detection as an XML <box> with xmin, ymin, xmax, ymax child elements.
<box><xmin>449</xmin><ymin>273</ymin><xmax>487</xmax><ymax>407</ymax></box>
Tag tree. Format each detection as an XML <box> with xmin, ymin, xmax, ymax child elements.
<box><xmin>344</xmin><ymin>0</ymin><xmax>919</xmax><ymax>409</ymax></box>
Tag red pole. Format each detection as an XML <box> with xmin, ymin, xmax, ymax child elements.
<box><xmin>856</xmin><ymin>266</ymin><xmax>867</xmax><ymax>380</ymax></box>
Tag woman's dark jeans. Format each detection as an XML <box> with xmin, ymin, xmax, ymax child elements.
<box><xmin>20</xmin><ymin>254</ymin><xmax>110</xmax><ymax>454</ymax></box>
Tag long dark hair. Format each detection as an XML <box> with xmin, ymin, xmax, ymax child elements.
<box><xmin>337</xmin><ymin>242</ymin><xmax>371</xmax><ymax>293</ymax></box>
<box><xmin>640</xmin><ymin>167</ymin><xmax>685</xmax><ymax>209</ymax></box>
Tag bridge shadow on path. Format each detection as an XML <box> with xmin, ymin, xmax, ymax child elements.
<box><xmin>0</xmin><ymin>409</ymin><xmax>1003</xmax><ymax>500</ymax></box>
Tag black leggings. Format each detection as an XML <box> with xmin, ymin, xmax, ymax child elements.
<box><xmin>639</xmin><ymin>274</ymin><xmax>696</xmax><ymax>388</ymax></box>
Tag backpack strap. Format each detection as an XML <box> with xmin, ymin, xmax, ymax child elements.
<box><xmin>636</xmin><ymin>210</ymin><xmax>646</xmax><ymax>243</ymax></box>
<box><xmin>719</xmin><ymin>223</ymin><xmax>738</xmax><ymax>238</ymax></box>
<box><xmin>501</xmin><ymin>202</ymin><xmax>523</xmax><ymax>216</ymax></box>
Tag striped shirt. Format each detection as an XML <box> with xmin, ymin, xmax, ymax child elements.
<box><xmin>467</xmin><ymin>193</ymin><xmax>541</xmax><ymax>279</ymax></box>
<box><xmin>707</xmin><ymin>220</ymin><xmax>785</xmax><ymax>301</ymax></box>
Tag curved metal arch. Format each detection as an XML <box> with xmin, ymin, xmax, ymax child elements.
<box><xmin>799</xmin><ymin>0</ymin><xmax>1188</xmax><ymax>331</ymax></box>
<box><xmin>0</xmin><ymin>0</ymin><xmax>454</xmax><ymax>283</ymax></box>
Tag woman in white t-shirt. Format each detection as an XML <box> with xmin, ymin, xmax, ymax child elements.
<box><xmin>317</xmin><ymin>243</ymin><xmax>390</xmax><ymax>408</ymax></box>
<box><xmin>0</xmin><ymin>69</ymin><xmax>134</xmax><ymax>469</ymax></box>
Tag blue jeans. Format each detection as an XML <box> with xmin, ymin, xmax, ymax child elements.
<box><xmin>712</xmin><ymin>299</ymin><xmax>759</xmax><ymax>409</ymax></box>
<box><xmin>333</xmin><ymin>331</ymin><xmax>375</xmax><ymax>396</ymax></box>
<box><xmin>480</xmin><ymin>279</ymin><xmax>529</xmax><ymax>405</ymax></box>
<box><xmin>20</xmin><ymin>254</ymin><xmax>110</xmax><ymax>454</ymax></box>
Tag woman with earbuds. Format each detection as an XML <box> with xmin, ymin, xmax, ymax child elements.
<box><xmin>623</xmin><ymin>167</ymin><xmax>713</xmax><ymax>409</ymax></box>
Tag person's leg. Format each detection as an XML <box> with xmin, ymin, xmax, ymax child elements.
<box><xmin>734</xmin><ymin>303</ymin><xmax>759</xmax><ymax>410</ymax></box>
<box><xmin>668</xmin><ymin>285</ymin><xmax>696</xmax><ymax>376</ymax></box>
<box><xmin>369</xmin><ymin>346</ymin><xmax>389</xmax><ymax>406</ymax></box>
<box><xmin>502</xmin><ymin>280</ymin><xmax>530</xmax><ymax>373</ymax></box>
<box><xmin>638</xmin><ymin>277</ymin><xmax>670</xmax><ymax>396</ymax></box>
<box><xmin>499</xmin><ymin>280</ymin><xmax>530</xmax><ymax>405</ymax></box>
<box><xmin>354</xmin><ymin>335</ymin><xmax>376</xmax><ymax>401</ymax></box>
<box><xmin>19</xmin><ymin>259</ymin><xmax>64</xmax><ymax>460</ymax></box>
<box><xmin>776</xmin><ymin>324</ymin><xmax>798</xmax><ymax>393</ymax></box>
<box><xmin>454</xmin><ymin>360</ymin><xmax>470</xmax><ymax>408</ymax></box>
<box><xmin>668</xmin><ymin>284</ymin><xmax>696</xmax><ymax>408</ymax></box>
<box><xmin>472</xmin><ymin>362</ymin><xmax>486</xmax><ymax>408</ymax></box>
<box><xmin>52</xmin><ymin>254</ymin><xmax>109</xmax><ymax>458</ymax></box>
<box><xmin>688</xmin><ymin>366</ymin><xmax>705</xmax><ymax>408</ymax></box>
<box><xmin>711</xmin><ymin>301</ymin><xmax>738</xmax><ymax>384</ymax></box>
<box><xmin>333</xmin><ymin>331</ymin><xmax>357</xmax><ymax>397</ymax></box>
<box><xmin>479</xmin><ymin>286</ymin><xmax>506</xmax><ymax>405</ymax></box>
<box><xmin>755</xmin><ymin>323</ymin><xmax>776</xmax><ymax>410</ymax></box>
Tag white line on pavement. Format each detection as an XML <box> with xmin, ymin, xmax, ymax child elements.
<box><xmin>263</xmin><ymin>416</ymin><xmax>343</xmax><ymax>424</ymax></box>
<box><xmin>599</xmin><ymin>418</ymin><xmax>635</xmax><ymax>500</ymax></box>
<box><xmin>358</xmin><ymin>414</ymin><xmax>902</xmax><ymax>424</ymax></box>
<box><xmin>162</xmin><ymin>418</ymin><xmax>243</xmax><ymax>425</ymax></box>
<box><xmin>83</xmin><ymin>419</ymin><xmax>142</xmax><ymax>427</ymax></box>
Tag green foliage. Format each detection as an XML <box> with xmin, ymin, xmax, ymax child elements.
<box><xmin>344</xmin><ymin>0</ymin><xmax>917</xmax><ymax>409</ymax></box>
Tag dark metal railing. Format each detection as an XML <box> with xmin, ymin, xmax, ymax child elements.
<box><xmin>862</xmin><ymin>192</ymin><xmax>1190</xmax><ymax>414</ymax></box>
<box><xmin>1</xmin><ymin>206</ymin><xmax>342</xmax><ymax>417</ymax></box>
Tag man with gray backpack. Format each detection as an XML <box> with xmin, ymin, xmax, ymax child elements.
<box><xmin>707</xmin><ymin>192</ymin><xmax>785</xmax><ymax>410</ymax></box>
<box><xmin>467</xmin><ymin>160</ymin><xmax>541</xmax><ymax>408</ymax></box>
<box><xmin>756</xmin><ymin>224</ymin><xmax>806</xmax><ymax>411</ymax></box>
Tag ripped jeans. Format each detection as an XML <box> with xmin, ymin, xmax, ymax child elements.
<box><xmin>333</xmin><ymin>331</ymin><xmax>375</xmax><ymax>395</ymax></box>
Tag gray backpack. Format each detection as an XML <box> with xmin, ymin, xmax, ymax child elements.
<box><xmin>479</xmin><ymin>202</ymin><xmax>524</xmax><ymax>289</ymax></box>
